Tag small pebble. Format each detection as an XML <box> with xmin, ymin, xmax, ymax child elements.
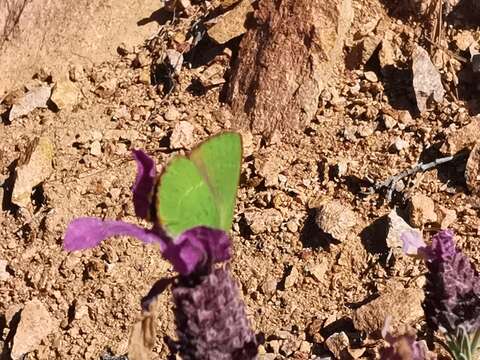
<box><xmin>392</xmin><ymin>138</ymin><xmax>408</xmax><ymax>151</ymax></box>
<box><xmin>286</xmin><ymin>220</ymin><xmax>298</xmax><ymax>233</ymax></box>
<box><xmin>364</xmin><ymin>71</ymin><xmax>378</xmax><ymax>82</ymax></box>
<box><xmin>90</xmin><ymin>140</ymin><xmax>102</xmax><ymax>156</ymax></box>
<box><xmin>164</xmin><ymin>107</ymin><xmax>181</xmax><ymax>122</ymax></box>
<box><xmin>284</xmin><ymin>267</ymin><xmax>299</xmax><ymax>288</ymax></box>
<box><xmin>383</xmin><ymin>114</ymin><xmax>396</xmax><ymax>129</ymax></box>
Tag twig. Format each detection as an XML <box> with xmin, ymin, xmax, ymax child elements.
<box><xmin>365</xmin><ymin>154</ymin><xmax>465</xmax><ymax>201</ymax></box>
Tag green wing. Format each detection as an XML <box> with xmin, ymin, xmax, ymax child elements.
<box><xmin>156</xmin><ymin>132</ymin><xmax>242</xmax><ymax>237</ymax></box>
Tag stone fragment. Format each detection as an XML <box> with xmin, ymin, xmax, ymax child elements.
<box><xmin>260</xmin><ymin>276</ymin><xmax>277</xmax><ymax>297</ymax></box>
<box><xmin>12</xmin><ymin>137</ymin><xmax>54</xmax><ymax>208</ymax></box>
<box><xmin>305</xmin><ymin>259</ymin><xmax>328</xmax><ymax>283</ymax></box>
<box><xmin>466</xmin><ymin>142</ymin><xmax>480</xmax><ymax>195</ymax></box>
<box><xmin>164</xmin><ymin>106</ymin><xmax>181</xmax><ymax>122</ymax></box>
<box><xmin>11</xmin><ymin>299</ymin><xmax>55</xmax><ymax>360</ymax></box>
<box><xmin>95</xmin><ymin>78</ymin><xmax>117</xmax><ymax>98</ymax></box>
<box><xmin>386</xmin><ymin>210</ymin><xmax>422</xmax><ymax>254</ymax></box>
<box><xmin>324</xmin><ymin>332</ymin><xmax>349</xmax><ymax>359</ymax></box>
<box><xmin>196</xmin><ymin>63</ymin><xmax>226</xmax><ymax>88</ymax></box>
<box><xmin>364</xmin><ymin>71</ymin><xmax>378</xmax><ymax>82</ymax></box>
<box><xmin>316</xmin><ymin>200</ymin><xmax>356</xmax><ymax>242</ymax></box>
<box><xmin>0</xmin><ymin>259</ymin><xmax>10</xmax><ymax>281</ymax></box>
<box><xmin>51</xmin><ymin>77</ymin><xmax>79</xmax><ymax>110</ymax></box>
<box><xmin>9</xmin><ymin>85</ymin><xmax>51</xmax><ymax>121</ymax></box>
<box><xmin>454</xmin><ymin>32</ymin><xmax>475</xmax><ymax>51</ymax></box>
<box><xmin>412</xmin><ymin>45</ymin><xmax>445</xmax><ymax>113</ymax></box>
<box><xmin>353</xmin><ymin>286</ymin><xmax>424</xmax><ymax>333</ymax></box>
<box><xmin>284</xmin><ymin>266</ymin><xmax>299</xmax><ymax>288</ymax></box>
<box><xmin>436</xmin><ymin>205</ymin><xmax>457</xmax><ymax>229</ymax></box>
<box><xmin>165</xmin><ymin>49</ymin><xmax>183</xmax><ymax>75</ymax></box>
<box><xmin>90</xmin><ymin>140</ymin><xmax>102</xmax><ymax>157</ymax></box>
<box><xmin>170</xmin><ymin>121</ymin><xmax>194</xmax><ymax>149</ymax></box>
<box><xmin>254</xmin><ymin>152</ymin><xmax>284</xmax><ymax>187</ymax></box>
<box><xmin>244</xmin><ymin>208</ymin><xmax>283</xmax><ymax>234</ymax></box>
<box><xmin>392</xmin><ymin>138</ymin><xmax>408</xmax><ymax>152</ymax></box>
<box><xmin>408</xmin><ymin>193</ymin><xmax>437</xmax><ymax>227</ymax></box>
<box><xmin>441</xmin><ymin>117</ymin><xmax>480</xmax><ymax>155</ymax></box>
<box><xmin>382</xmin><ymin>114</ymin><xmax>396</xmax><ymax>129</ymax></box>
<box><xmin>379</xmin><ymin>35</ymin><xmax>395</xmax><ymax>67</ymax></box>
<box><xmin>286</xmin><ymin>220</ymin><xmax>298</xmax><ymax>233</ymax></box>
<box><xmin>357</xmin><ymin>123</ymin><xmax>375</xmax><ymax>138</ymax></box>
<box><xmin>207</xmin><ymin>0</ymin><xmax>253</xmax><ymax>44</ymax></box>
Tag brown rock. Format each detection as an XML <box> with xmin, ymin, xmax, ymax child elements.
<box><xmin>441</xmin><ymin>117</ymin><xmax>480</xmax><ymax>155</ymax></box>
<box><xmin>207</xmin><ymin>0</ymin><xmax>254</xmax><ymax>44</ymax></box>
<box><xmin>412</xmin><ymin>45</ymin><xmax>445</xmax><ymax>113</ymax></box>
<box><xmin>227</xmin><ymin>0</ymin><xmax>354</xmax><ymax>139</ymax></box>
<box><xmin>8</xmin><ymin>85</ymin><xmax>52</xmax><ymax>121</ymax></box>
<box><xmin>454</xmin><ymin>31</ymin><xmax>475</xmax><ymax>51</ymax></box>
<box><xmin>11</xmin><ymin>300</ymin><xmax>55</xmax><ymax>360</ymax></box>
<box><xmin>12</xmin><ymin>137</ymin><xmax>54</xmax><ymax>208</ymax></box>
<box><xmin>51</xmin><ymin>77</ymin><xmax>79</xmax><ymax>110</ymax></box>
<box><xmin>170</xmin><ymin>121</ymin><xmax>194</xmax><ymax>149</ymax></box>
<box><xmin>316</xmin><ymin>200</ymin><xmax>356</xmax><ymax>242</ymax></box>
<box><xmin>244</xmin><ymin>208</ymin><xmax>283</xmax><ymax>234</ymax></box>
<box><xmin>408</xmin><ymin>193</ymin><xmax>437</xmax><ymax>227</ymax></box>
<box><xmin>436</xmin><ymin>205</ymin><xmax>457</xmax><ymax>229</ymax></box>
<box><xmin>353</xmin><ymin>286</ymin><xmax>424</xmax><ymax>333</ymax></box>
<box><xmin>466</xmin><ymin>142</ymin><xmax>480</xmax><ymax>195</ymax></box>
<box><xmin>0</xmin><ymin>259</ymin><xmax>9</xmax><ymax>281</ymax></box>
<box><xmin>324</xmin><ymin>332</ymin><xmax>350</xmax><ymax>359</ymax></box>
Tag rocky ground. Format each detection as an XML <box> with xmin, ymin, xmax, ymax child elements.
<box><xmin>1</xmin><ymin>0</ymin><xmax>479</xmax><ymax>359</ymax></box>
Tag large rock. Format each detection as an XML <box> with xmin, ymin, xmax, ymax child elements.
<box><xmin>353</xmin><ymin>285</ymin><xmax>424</xmax><ymax>334</ymax></box>
<box><xmin>0</xmin><ymin>0</ymin><xmax>159</xmax><ymax>95</ymax></box>
<box><xmin>11</xmin><ymin>299</ymin><xmax>55</xmax><ymax>360</ymax></box>
<box><xmin>227</xmin><ymin>0</ymin><xmax>354</xmax><ymax>139</ymax></box>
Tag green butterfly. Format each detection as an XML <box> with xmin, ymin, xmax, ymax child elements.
<box><xmin>156</xmin><ymin>132</ymin><xmax>242</xmax><ymax>237</ymax></box>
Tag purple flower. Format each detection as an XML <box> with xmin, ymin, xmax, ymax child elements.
<box><xmin>63</xmin><ymin>150</ymin><xmax>258</xmax><ymax>359</ymax></box>
<box><xmin>423</xmin><ymin>230</ymin><xmax>480</xmax><ymax>334</ymax></box>
<box><xmin>399</xmin><ymin>229</ymin><xmax>480</xmax><ymax>359</ymax></box>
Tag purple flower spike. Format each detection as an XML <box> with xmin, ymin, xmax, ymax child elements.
<box><xmin>424</xmin><ymin>230</ymin><xmax>480</xmax><ymax>334</ymax></box>
<box><xmin>427</xmin><ymin>229</ymin><xmax>456</xmax><ymax>262</ymax></box>
<box><xmin>400</xmin><ymin>230</ymin><xmax>427</xmax><ymax>256</ymax></box>
<box><xmin>132</xmin><ymin>150</ymin><xmax>157</xmax><ymax>220</ymax></box>
<box><xmin>64</xmin><ymin>217</ymin><xmax>167</xmax><ymax>252</ymax></box>
<box><xmin>164</xmin><ymin>227</ymin><xmax>231</xmax><ymax>276</ymax></box>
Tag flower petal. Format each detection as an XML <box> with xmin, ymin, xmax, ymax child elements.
<box><xmin>64</xmin><ymin>217</ymin><xmax>167</xmax><ymax>251</ymax></box>
<box><xmin>132</xmin><ymin>150</ymin><xmax>157</xmax><ymax>219</ymax></box>
<box><xmin>164</xmin><ymin>226</ymin><xmax>231</xmax><ymax>275</ymax></box>
<box><xmin>400</xmin><ymin>230</ymin><xmax>427</xmax><ymax>255</ymax></box>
